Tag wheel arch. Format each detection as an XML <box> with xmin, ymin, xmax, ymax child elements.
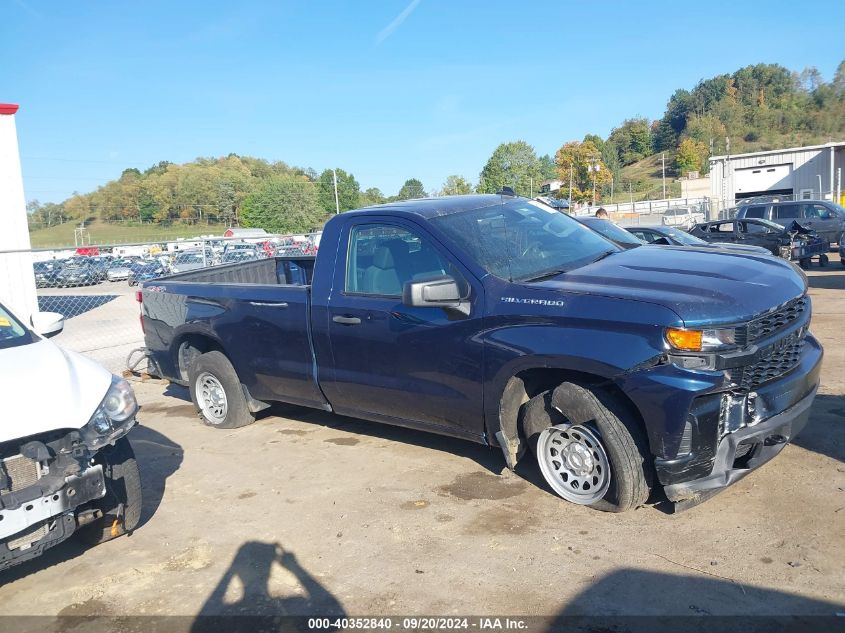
<box><xmin>491</xmin><ymin>365</ymin><xmax>649</xmax><ymax>468</ymax></box>
<box><xmin>172</xmin><ymin>330</ymin><xmax>226</xmax><ymax>382</ymax></box>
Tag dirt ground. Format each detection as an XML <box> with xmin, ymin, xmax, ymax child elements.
<box><xmin>2</xmin><ymin>270</ymin><xmax>844</xmax><ymax>623</ymax></box>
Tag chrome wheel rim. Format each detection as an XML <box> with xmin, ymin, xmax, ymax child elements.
<box><xmin>196</xmin><ymin>372</ymin><xmax>227</xmax><ymax>424</ymax></box>
<box><xmin>537</xmin><ymin>424</ymin><xmax>611</xmax><ymax>504</ymax></box>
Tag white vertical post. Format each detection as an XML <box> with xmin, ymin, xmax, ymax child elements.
<box><xmin>661</xmin><ymin>153</ymin><xmax>666</xmax><ymax>199</ymax></box>
<box><xmin>0</xmin><ymin>103</ymin><xmax>37</xmax><ymax>320</ymax></box>
<box><xmin>332</xmin><ymin>169</ymin><xmax>340</xmax><ymax>215</ymax></box>
<box><xmin>837</xmin><ymin>168</ymin><xmax>842</xmax><ymax>205</ymax></box>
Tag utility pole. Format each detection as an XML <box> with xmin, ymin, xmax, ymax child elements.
<box><xmin>837</xmin><ymin>168</ymin><xmax>841</xmax><ymax>205</ymax></box>
<box><xmin>629</xmin><ymin>181</ymin><xmax>634</xmax><ymax>211</ymax></box>
<box><xmin>661</xmin><ymin>153</ymin><xmax>666</xmax><ymax>199</ymax></box>
<box><xmin>568</xmin><ymin>162</ymin><xmax>573</xmax><ymax>208</ymax></box>
<box><xmin>529</xmin><ymin>177</ymin><xmax>533</xmax><ymax>198</ymax></box>
<box><xmin>332</xmin><ymin>169</ymin><xmax>341</xmax><ymax>214</ymax></box>
<box><xmin>610</xmin><ymin>176</ymin><xmax>614</xmax><ymax>204</ymax></box>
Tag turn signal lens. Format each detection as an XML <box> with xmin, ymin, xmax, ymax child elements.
<box><xmin>665</xmin><ymin>328</ymin><xmax>702</xmax><ymax>351</ymax></box>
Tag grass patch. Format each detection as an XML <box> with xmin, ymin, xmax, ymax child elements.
<box><xmin>29</xmin><ymin>220</ymin><xmax>230</xmax><ymax>249</ymax></box>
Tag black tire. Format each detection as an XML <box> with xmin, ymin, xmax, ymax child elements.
<box><xmin>799</xmin><ymin>258</ymin><xmax>811</xmax><ymax>269</ymax></box>
<box><xmin>188</xmin><ymin>351</ymin><xmax>255</xmax><ymax>429</ymax></box>
<box><xmin>521</xmin><ymin>382</ymin><xmax>652</xmax><ymax>513</ymax></box>
<box><xmin>840</xmin><ymin>259</ymin><xmax>845</xmax><ymax>268</ymax></box>
<box><xmin>77</xmin><ymin>437</ymin><xmax>142</xmax><ymax>546</ymax></box>
<box><xmin>819</xmin><ymin>254</ymin><xmax>829</xmax><ymax>267</ymax></box>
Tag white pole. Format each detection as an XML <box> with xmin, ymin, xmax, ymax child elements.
<box><xmin>332</xmin><ymin>168</ymin><xmax>340</xmax><ymax>214</ymax></box>
<box><xmin>661</xmin><ymin>153</ymin><xmax>666</xmax><ymax>199</ymax></box>
<box><xmin>610</xmin><ymin>176</ymin><xmax>614</xmax><ymax>204</ymax></box>
<box><xmin>837</xmin><ymin>167</ymin><xmax>842</xmax><ymax>205</ymax></box>
<box><xmin>0</xmin><ymin>103</ymin><xmax>37</xmax><ymax>319</ymax></box>
<box><xmin>817</xmin><ymin>174</ymin><xmax>823</xmax><ymax>200</ymax></box>
<box><xmin>569</xmin><ymin>162</ymin><xmax>573</xmax><ymax>206</ymax></box>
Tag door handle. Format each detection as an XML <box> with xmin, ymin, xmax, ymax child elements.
<box><xmin>333</xmin><ymin>315</ymin><xmax>361</xmax><ymax>325</ymax></box>
<box><xmin>248</xmin><ymin>301</ymin><xmax>289</xmax><ymax>308</ymax></box>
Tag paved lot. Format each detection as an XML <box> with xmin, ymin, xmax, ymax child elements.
<box><xmin>2</xmin><ymin>270</ymin><xmax>844</xmax><ymax>622</ymax></box>
<box><xmin>37</xmin><ymin>280</ymin><xmax>143</xmax><ymax>373</ymax></box>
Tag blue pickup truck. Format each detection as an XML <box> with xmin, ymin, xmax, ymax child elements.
<box><xmin>140</xmin><ymin>195</ymin><xmax>822</xmax><ymax>512</ymax></box>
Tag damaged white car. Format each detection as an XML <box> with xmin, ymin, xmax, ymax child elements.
<box><xmin>0</xmin><ymin>301</ymin><xmax>141</xmax><ymax>572</ymax></box>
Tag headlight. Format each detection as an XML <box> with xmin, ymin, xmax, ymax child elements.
<box><xmin>80</xmin><ymin>376</ymin><xmax>138</xmax><ymax>449</ymax></box>
<box><xmin>665</xmin><ymin>327</ymin><xmax>736</xmax><ymax>352</ymax></box>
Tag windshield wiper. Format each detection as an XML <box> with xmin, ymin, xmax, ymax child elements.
<box><xmin>519</xmin><ymin>268</ymin><xmax>568</xmax><ymax>283</ymax></box>
<box><xmin>590</xmin><ymin>250</ymin><xmax>616</xmax><ymax>264</ymax></box>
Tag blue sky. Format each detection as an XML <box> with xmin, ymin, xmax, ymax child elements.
<box><xmin>2</xmin><ymin>0</ymin><xmax>843</xmax><ymax>203</ymax></box>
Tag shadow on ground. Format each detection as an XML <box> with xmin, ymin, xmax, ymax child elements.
<box><xmin>191</xmin><ymin>541</ymin><xmax>345</xmax><ymax>632</ymax></box>
<box><xmin>546</xmin><ymin>568</ymin><xmax>844</xmax><ymax>631</ymax></box>
<box><xmin>37</xmin><ymin>294</ymin><xmax>118</xmax><ymax>318</ymax></box>
<box><xmin>807</xmin><ymin>272</ymin><xmax>845</xmax><ymax>290</ymax></box>
<box><xmin>0</xmin><ymin>425</ymin><xmax>182</xmax><ymax>584</ymax></box>
<box><xmin>160</xmin><ymin>383</ymin><xmax>507</xmax><ymax>475</ymax></box>
<box><xmin>797</xmin><ymin>394</ymin><xmax>845</xmax><ymax>463</ymax></box>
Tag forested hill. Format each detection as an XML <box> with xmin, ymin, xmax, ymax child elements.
<box><xmin>27</xmin><ymin>60</ymin><xmax>845</xmax><ymax>232</ymax></box>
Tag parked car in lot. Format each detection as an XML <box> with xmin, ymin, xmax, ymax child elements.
<box><xmin>106</xmin><ymin>258</ymin><xmax>139</xmax><ymax>282</ymax></box>
<box><xmin>0</xmin><ymin>300</ymin><xmax>141</xmax><ymax>572</ymax></box>
<box><xmin>735</xmin><ymin>200</ymin><xmax>845</xmax><ymax>246</ymax></box>
<box><xmin>575</xmin><ymin>216</ymin><xmax>646</xmax><ymax>249</ymax></box>
<box><xmin>689</xmin><ymin>218</ymin><xmax>828</xmax><ymax>267</ymax></box>
<box><xmin>55</xmin><ymin>259</ymin><xmax>100</xmax><ymax>286</ymax></box>
<box><xmin>138</xmin><ymin>194</ymin><xmax>822</xmax><ymax>512</ymax></box>
<box><xmin>661</xmin><ymin>206</ymin><xmax>706</xmax><ymax>229</ymax></box>
<box><xmin>170</xmin><ymin>251</ymin><xmax>208</xmax><ymax>274</ymax></box>
<box><xmin>128</xmin><ymin>261</ymin><xmax>166</xmax><ymax>286</ymax></box>
<box><xmin>625</xmin><ymin>225</ymin><xmax>772</xmax><ymax>255</ymax></box>
<box><xmin>33</xmin><ymin>261</ymin><xmax>63</xmax><ymax>287</ymax></box>
<box><xmin>86</xmin><ymin>256</ymin><xmax>112</xmax><ymax>282</ymax></box>
<box><xmin>220</xmin><ymin>250</ymin><xmax>260</xmax><ymax>264</ymax></box>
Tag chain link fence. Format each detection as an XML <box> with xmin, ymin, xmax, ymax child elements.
<box><xmin>3</xmin><ymin>231</ymin><xmax>321</xmax><ymax>375</ymax></box>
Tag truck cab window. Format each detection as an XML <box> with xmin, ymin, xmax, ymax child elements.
<box><xmin>346</xmin><ymin>225</ymin><xmax>449</xmax><ymax>297</ymax></box>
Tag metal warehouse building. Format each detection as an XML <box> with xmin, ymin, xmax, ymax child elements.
<box><xmin>710</xmin><ymin>141</ymin><xmax>845</xmax><ymax>207</ymax></box>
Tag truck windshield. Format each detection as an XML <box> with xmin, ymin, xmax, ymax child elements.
<box><xmin>662</xmin><ymin>228</ymin><xmax>707</xmax><ymax>245</ymax></box>
<box><xmin>432</xmin><ymin>200</ymin><xmax>620</xmax><ymax>282</ymax></box>
<box><xmin>0</xmin><ymin>303</ymin><xmax>35</xmax><ymax>350</ymax></box>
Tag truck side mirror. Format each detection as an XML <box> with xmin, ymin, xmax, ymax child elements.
<box><xmin>403</xmin><ymin>275</ymin><xmax>470</xmax><ymax>316</ymax></box>
<box><xmin>31</xmin><ymin>311</ymin><xmax>65</xmax><ymax>337</ymax></box>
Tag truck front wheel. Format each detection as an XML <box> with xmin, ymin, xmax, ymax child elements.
<box><xmin>188</xmin><ymin>351</ymin><xmax>255</xmax><ymax>429</ymax></box>
<box><xmin>522</xmin><ymin>382</ymin><xmax>652</xmax><ymax>513</ymax></box>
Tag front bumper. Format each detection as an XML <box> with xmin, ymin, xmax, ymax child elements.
<box><xmin>654</xmin><ymin>334</ymin><xmax>823</xmax><ymax>506</ymax></box>
<box><xmin>0</xmin><ymin>465</ymin><xmax>106</xmax><ymax>571</ymax></box>
<box><xmin>0</xmin><ymin>465</ymin><xmax>106</xmax><ymax>542</ymax></box>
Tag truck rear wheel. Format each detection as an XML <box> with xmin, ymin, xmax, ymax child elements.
<box><xmin>77</xmin><ymin>437</ymin><xmax>142</xmax><ymax>546</ymax></box>
<box><xmin>522</xmin><ymin>382</ymin><xmax>652</xmax><ymax>513</ymax></box>
<box><xmin>188</xmin><ymin>351</ymin><xmax>255</xmax><ymax>429</ymax></box>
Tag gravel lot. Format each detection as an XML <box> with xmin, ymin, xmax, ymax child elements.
<box><xmin>2</xmin><ymin>269</ymin><xmax>844</xmax><ymax>624</ymax></box>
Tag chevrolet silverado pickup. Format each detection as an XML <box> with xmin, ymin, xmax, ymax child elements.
<box><xmin>140</xmin><ymin>194</ymin><xmax>822</xmax><ymax>512</ymax></box>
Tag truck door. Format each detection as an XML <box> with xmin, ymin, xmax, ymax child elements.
<box><xmin>323</xmin><ymin>220</ymin><xmax>484</xmax><ymax>438</ymax></box>
<box><xmin>803</xmin><ymin>203</ymin><xmax>837</xmax><ymax>245</ymax></box>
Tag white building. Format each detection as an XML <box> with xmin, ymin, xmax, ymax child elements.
<box><xmin>0</xmin><ymin>103</ymin><xmax>37</xmax><ymax>320</ymax></box>
<box><xmin>710</xmin><ymin>141</ymin><xmax>845</xmax><ymax>206</ymax></box>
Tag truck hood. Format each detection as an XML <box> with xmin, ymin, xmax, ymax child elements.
<box><xmin>0</xmin><ymin>339</ymin><xmax>112</xmax><ymax>443</ymax></box>
<box><xmin>536</xmin><ymin>246</ymin><xmax>806</xmax><ymax>326</ymax></box>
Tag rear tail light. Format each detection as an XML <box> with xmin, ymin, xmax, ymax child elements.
<box><xmin>135</xmin><ymin>290</ymin><xmax>144</xmax><ymax>333</ymax></box>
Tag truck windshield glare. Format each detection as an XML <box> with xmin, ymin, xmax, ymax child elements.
<box><xmin>431</xmin><ymin>200</ymin><xmax>619</xmax><ymax>282</ymax></box>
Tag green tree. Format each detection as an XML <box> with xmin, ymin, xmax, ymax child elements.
<box><xmin>675</xmin><ymin>138</ymin><xmax>707</xmax><ymax>174</ymax></box>
<box><xmin>477</xmin><ymin>141</ymin><xmax>543</xmax><ymax>197</ymax></box>
<box><xmin>317</xmin><ymin>168</ymin><xmax>361</xmax><ymax>214</ymax></box>
<box><xmin>397</xmin><ymin>178</ymin><xmax>426</xmax><ymax>200</ymax></box>
<box><xmin>439</xmin><ymin>175</ymin><xmax>473</xmax><ymax>196</ymax></box>
<box><xmin>359</xmin><ymin>187</ymin><xmax>386</xmax><ymax>207</ymax></box>
<box><xmin>554</xmin><ymin>140</ymin><xmax>611</xmax><ymax>203</ymax></box>
<box><xmin>608</xmin><ymin>118</ymin><xmax>653</xmax><ymax>165</ymax></box>
<box><xmin>240</xmin><ymin>174</ymin><xmax>325</xmax><ymax>233</ymax></box>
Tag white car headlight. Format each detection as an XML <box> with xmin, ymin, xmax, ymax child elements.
<box><xmin>80</xmin><ymin>376</ymin><xmax>138</xmax><ymax>449</ymax></box>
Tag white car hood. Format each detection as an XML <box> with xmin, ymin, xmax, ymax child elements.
<box><xmin>0</xmin><ymin>339</ymin><xmax>112</xmax><ymax>442</ymax></box>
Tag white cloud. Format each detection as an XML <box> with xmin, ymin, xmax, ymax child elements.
<box><xmin>376</xmin><ymin>0</ymin><xmax>422</xmax><ymax>45</ymax></box>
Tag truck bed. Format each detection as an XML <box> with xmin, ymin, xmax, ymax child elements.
<box><xmin>160</xmin><ymin>256</ymin><xmax>316</xmax><ymax>286</ymax></box>
<box><xmin>141</xmin><ymin>255</ymin><xmax>327</xmax><ymax>410</ymax></box>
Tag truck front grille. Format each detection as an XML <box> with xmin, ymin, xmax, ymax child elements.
<box><xmin>743</xmin><ymin>296</ymin><xmax>808</xmax><ymax>345</ymax></box>
<box><xmin>0</xmin><ymin>454</ymin><xmax>42</xmax><ymax>494</ymax></box>
<box><xmin>728</xmin><ymin>330</ymin><xmax>805</xmax><ymax>391</ymax></box>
